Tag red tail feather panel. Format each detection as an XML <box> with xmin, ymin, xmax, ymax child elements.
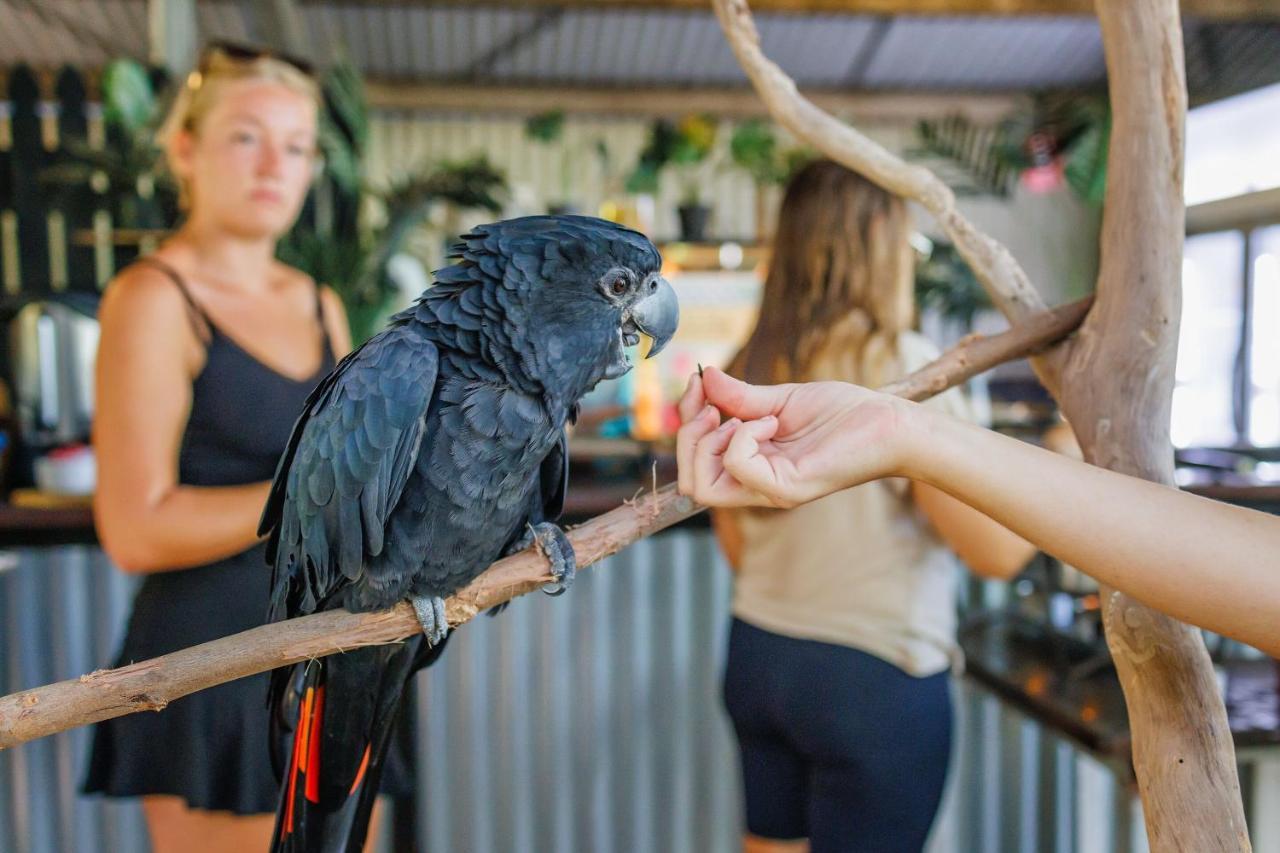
<box><xmin>305</xmin><ymin>686</ymin><xmax>325</xmax><ymax>804</ymax></box>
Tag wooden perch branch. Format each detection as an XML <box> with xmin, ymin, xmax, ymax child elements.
<box><xmin>881</xmin><ymin>295</ymin><xmax>1091</xmax><ymax>401</ymax></box>
<box><xmin>0</xmin><ymin>487</ymin><xmax>701</xmax><ymax>750</ymax></box>
<box><xmin>0</xmin><ymin>296</ymin><xmax>1091</xmax><ymax>751</ymax></box>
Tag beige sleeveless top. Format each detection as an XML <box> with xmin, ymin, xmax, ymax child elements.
<box><xmin>730</xmin><ymin>330</ymin><xmax>969</xmax><ymax>677</ymax></box>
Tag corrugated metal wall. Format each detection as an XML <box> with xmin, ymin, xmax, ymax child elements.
<box><xmin>0</xmin><ymin>545</ymin><xmax>147</xmax><ymax>853</ymax></box>
<box><xmin>16</xmin><ymin>531</ymin><xmax>1270</xmax><ymax>853</ymax></box>
<box><xmin>412</xmin><ymin>528</ymin><xmax>740</xmax><ymax>853</ymax></box>
<box><xmin>365</xmin><ymin>112</ymin><xmax>767</xmax><ymax>250</ymax></box>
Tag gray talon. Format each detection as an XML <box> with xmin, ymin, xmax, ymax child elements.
<box><xmin>531</xmin><ymin>522</ymin><xmax>576</xmax><ymax>596</ymax></box>
<box><xmin>411</xmin><ymin>595</ymin><xmax>449</xmax><ymax>646</ymax></box>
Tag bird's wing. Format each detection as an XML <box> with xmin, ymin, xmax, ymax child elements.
<box><xmin>261</xmin><ymin>325</ymin><xmax>439</xmax><ymax>621</ymax></box>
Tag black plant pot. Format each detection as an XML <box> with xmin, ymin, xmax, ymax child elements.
<box><xmin>548</xmin><ymin>202</ymin><xmax>578</xmax><ymax>216</ymax></box>
<box><xmin>677</xmin><ymin>203</ymin><xmax>712</xmax><ymax>243</ymax></box>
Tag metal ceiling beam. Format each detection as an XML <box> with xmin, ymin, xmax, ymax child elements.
<box><xmin>294</xmin><ymin>1</ymin><xmax>1280</xmax><ymax>22</ymax></box>
<box><xmin>458</xmin><ymin>8</ymin><xmax>563</xmax><ymax>81</ymax></box>
<box><xmin>842</xmin><ymin>15</ymin><xmax>891</xmax><ymax>85</ymax></box>
<box><xmin>148</xmin><ymin>0</ymin><xmax>197</xmax><ymax>76</ymax></box>
<box><xmin>248</xmin><ymin>0</ymin><xmax>311</xmax><ymax>58</ymax></box>
<box><xmin>365</xmin><ymin>79</ymin><xmax>1025</xmax><ymax>122</ymax></box>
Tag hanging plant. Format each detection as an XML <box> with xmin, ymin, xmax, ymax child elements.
<box><xmin>910</xmin><ymin>92</ymin><xmax>1110</xmax><ymax>207</ymax></box>
<box><xmin>728</xmin><ymin>119</ymin><xmax>812</xmax><ymax>186</ymax></box>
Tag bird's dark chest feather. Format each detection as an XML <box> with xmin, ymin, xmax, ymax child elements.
<box><xmin>385</xmin><ymin>370</ymin><xmax>560</xmax><ymax>596</ymax></box>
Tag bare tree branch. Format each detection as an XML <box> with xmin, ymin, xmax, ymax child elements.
<box><xmin>0</xmin><ymin>296</ymin><xmax>1091</xmax><ymax>751</ymax></box>
<box><xmin>711</xmin><ymin>0</ymin><xmax>1047</xmax><ymax>325</ymax></box>
<box><xmin>0</xmin><ymin>485</ymin><xmax>700</xmax><ymax>750</ymax></box>
<box><xmin>881</xmin><ymin>296</ymin><xmax>1091</xmax><ymax>400</ymax></box>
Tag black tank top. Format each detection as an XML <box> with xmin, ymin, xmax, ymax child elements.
<box><xmin>118</xmin><ymin>257</ymin><xmax>338</xmax><ymax>651</ymax></box>
<box><xmin>141</xmin><ymin>256</ymin><xmax>338</xmax><ymax>487</ymax></box>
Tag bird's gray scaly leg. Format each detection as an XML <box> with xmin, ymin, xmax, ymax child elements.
<box><xmin>530</xmin><ymin>522</ymin><xmax>577</xmax><ymax>596</ymax></box>
<box><xmin>410</xmin><ymin>595</ymin><xmax>449</xmax><ymax>646</ymax></box>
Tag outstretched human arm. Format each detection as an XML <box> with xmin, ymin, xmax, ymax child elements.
<box><xmin>677</xmin><ymin>368</ymin><xmax>1280</xmax><ymax>657</ymax></box>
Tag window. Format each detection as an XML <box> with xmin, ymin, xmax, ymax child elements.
<box><xmin>1185</xmin><ymin>81</ymin><xmax>1280</xmax><ymax>206</ymax></box>
<box><xmin>1173</xmin><ymin>232</ymin><xmax>1244</xmax><ymax>448</ymax></box>
<box><xmin>1171</xmin><ymin>83</ymin><xmax>1280</xmax><ymax>449</ymax></box>
<box><xmin>1249</xmin><ymin>226</ymin><xmax>1280</xmax><ymax>445</ymax></box>
<box><xmin>1173</xmin><ymin>226</ymin><xmax>1280</xmax><ymax>449</ymax></box>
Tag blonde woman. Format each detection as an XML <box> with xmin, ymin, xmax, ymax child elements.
<box><xmin>81</xmin><ymin>42</ymin><xmax>391</xmax><ymax>851</ymax></box>
<box><xmin>712</xmin><ymin>161</ymin><xmax>1033</xmax><ymax>853</ymax></box>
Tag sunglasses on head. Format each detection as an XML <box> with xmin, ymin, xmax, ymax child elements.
<box><xmin>197</xmin><ymin>39</ymin><xmax>316</xmax><ymax>79</ymax></box>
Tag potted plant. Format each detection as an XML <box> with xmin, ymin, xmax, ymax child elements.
<box><xmin>278</xmin><ymin>153</ymin><xmax>507</xmax><ymax>344</ymax></box>
<box><xmin>626</xmin><ymin>115</ymin><xmax>720</xmax><ymax>242</ymax></box>
<box><xmin>911</xmin><ymin>93</ymin><xmax>1110</xmax><ymax>207</ymax></box>
<box><xmin>670</xmin><ymin>114</ymin><xmax>718</xmax><ymax>242</ymax></box>
<box><xmin>914</xmin><ymin>240</ymin><xmax>992</xmax><ymax>333</ymax></box>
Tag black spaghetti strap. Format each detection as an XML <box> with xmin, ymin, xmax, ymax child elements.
<box><xmin>134</xmin><ymin>256</ymin><xmax>214</xmax><ymax>343</ymax></box>
<box><xmin>313</xmin><ymin>281</ymin><xmax>335</xmax><ymax>358</ymax></box>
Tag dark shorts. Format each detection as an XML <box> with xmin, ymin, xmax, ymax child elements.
<box><xmin>722</xmin><ymin>617</ymin><xmax>953</xmax><ymax>853</ymax></box>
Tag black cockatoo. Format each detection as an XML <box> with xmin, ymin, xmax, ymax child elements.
<box><xmin>258</xmin><ymin>215</ymin><xmax>678</xmax><ymax>852</ymax></box>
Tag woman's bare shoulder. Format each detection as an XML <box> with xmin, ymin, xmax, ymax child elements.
<box><xmin>100</xmin><ymin>261</ymin><xmax>191</xmax><ymax>326</ymax></box>
<box><xmin>98</xmin><ymin>261</ymin><xmax>204</xmax><ymax>368</ymax></box>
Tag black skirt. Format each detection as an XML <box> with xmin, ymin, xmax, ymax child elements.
<box><xmin>82</xmin><ymin>543</ymin><xmax>413</xmax><ymax>814</ymax></box>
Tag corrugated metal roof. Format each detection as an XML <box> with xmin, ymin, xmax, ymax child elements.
<box><xmin>0</xmin><ymin>1</ymin><xmax>1275</xmax><ymax>103</ymax></box>
<box><xmin>1185</xmin><ymin>20</ymin><xmax>1280</xmax><ymax>105</ymax></box>
<box><xmin>861</xmin><ymin>16</ymin><xmax>1105</xmax><ymax>88</ymax></box>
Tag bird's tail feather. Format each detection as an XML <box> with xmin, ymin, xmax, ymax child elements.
<box><xmin>270</xmin><ymin>642</ymin><xmax>416</xmax><ymax>853</ymax></box>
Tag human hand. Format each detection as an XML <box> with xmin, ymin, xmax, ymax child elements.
<box><xmin>675</xmin><ymin>367</ymin><xmax>914</xmax><ymax>508</ymax></box>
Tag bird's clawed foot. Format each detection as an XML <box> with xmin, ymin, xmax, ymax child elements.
<box><xmin>410</xmin><ymin>595</ymin><xmax>449</xmax><ymax>646</ymax></box>
<box><xmin>530</xmin><ymin>522</ymin><xmax>576</xmax><ymax>596</ymax></box>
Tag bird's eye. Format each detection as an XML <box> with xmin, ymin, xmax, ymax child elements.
<box><xmin>610</xmin><ymin>277</ymin><xmax>628</xmax><ymax>296</ymax></box>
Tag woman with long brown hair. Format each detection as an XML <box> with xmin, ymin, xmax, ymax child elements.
<box><xmin>714</xmin><ymin>160</ymin><xmax>1032</xmax><ymax>853</ymax></box>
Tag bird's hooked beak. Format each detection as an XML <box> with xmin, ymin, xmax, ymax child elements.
<box><xmin>630</xmin><ymin>276</ymin><xmax>679</xmax><ymax>358</ymax></box>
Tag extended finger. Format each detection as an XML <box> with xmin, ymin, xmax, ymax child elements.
<box><xmin>690</xmin><ymin>417</ymin><xmax>744</xmax><ymax>505</ymax></box>
<box><xmin>676</xmin><ymin>404</ymin><xmax>719</xmax><ymax>496</ymax></box>
<box><xmin>677</xmin><ymin>372</ymin><xmax>707</xmax><ymax>424</ymax></box>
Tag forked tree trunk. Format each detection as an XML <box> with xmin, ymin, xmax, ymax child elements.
<box><xmin>712</xmin><ymin>0</ymin><xmax>1250</xmax><ymax>848</ymax></box>
<box><xmin>1058</xmin><ymin>1</ymin><xmax>1249</xmax><ymax>848</ymax></box>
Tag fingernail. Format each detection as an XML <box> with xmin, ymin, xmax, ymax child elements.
<box><xmin>717</xmin><ymin>417</ymin><xmax>740</xmax><ymax>431</ymax></box>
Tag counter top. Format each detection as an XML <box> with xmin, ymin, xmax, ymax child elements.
<box><xmin>0</xmin><ymin>455</ymin><xmax>696</xmax><ymax>548</ymax></box>
<box><xmin>0</xmin><ymin>503</ymin><xmax>96</xmax><ymax>547</ymax></box>
<box><xmin>1181</xmin><ymin>481</ymin><xmax>1280</xmax><ymax>505</ymax></box>
<box><xmin>960</xmin><ymin>615</ymin><xmax>1280</xmax><ymax>770</ymax></box>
